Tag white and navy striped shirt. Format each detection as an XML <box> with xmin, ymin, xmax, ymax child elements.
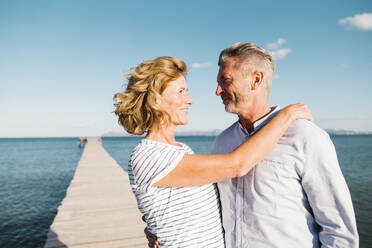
<box><xmin>128</xmin><ymin>139</ymin><xmax>225</xmax><ymax>248</ymax></box>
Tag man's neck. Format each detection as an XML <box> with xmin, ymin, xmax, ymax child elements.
<box><xmin>238</xmin><ymin>105</ymin><xmax>274</xmax><ymax>133</ymax></box>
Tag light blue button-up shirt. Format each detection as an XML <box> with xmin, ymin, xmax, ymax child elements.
<box><xmin>212</xmin><ymin>107</ymin><xmax>358</xmax><ymax>248</ymax></box>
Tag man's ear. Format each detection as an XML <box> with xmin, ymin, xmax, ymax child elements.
<box><xmin>251</xmin><ymin>71</ymin><xmax>264</xmax><ymax>91</ymax></box>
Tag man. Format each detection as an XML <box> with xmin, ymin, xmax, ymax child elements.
<box><xmin>146</xmin><ymin>42</ymin><xmax>358</xmax><ymax>247</ymax></box>
<box><xmin>212</xmin><ymin>42</ymin><xmax>358</xmax><ymax>247</ymax></box>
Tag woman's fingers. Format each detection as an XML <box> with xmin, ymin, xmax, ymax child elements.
<box><xmin>285</xmin><ymin>103</ymin><xmax>314</xmax><ymax>122</ymax></box>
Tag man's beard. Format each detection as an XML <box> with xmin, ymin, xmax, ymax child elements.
<box><xmin>223</xmin><ymin>93</ymin><xmax>240</xmax><ymax>114</ymax></box>
<box><xmin>225</xmin><ymin>102</ymin><xmax>239</xmax><ymax>114</ymax></box>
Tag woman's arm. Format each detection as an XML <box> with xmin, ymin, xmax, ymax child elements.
<box><xmin>153</xmin><ymin>103</ymin><xmax>313</xmax><ymax>187</ymax></box>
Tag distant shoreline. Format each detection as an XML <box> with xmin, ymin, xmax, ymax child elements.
<box><xmin>1</xmin><ymin>130</ymin><xmax>372</xmax><ymax>139</ymax></box>
<box><xmin>102</xmin><ymin>129</ymin><xmax>372</xmax><ymax>137</ymax></box>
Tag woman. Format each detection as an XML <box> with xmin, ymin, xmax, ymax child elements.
<box><xmin>114</xmin><ymin>56</ymin><xmax>312</xmax><ymax>247</ymax></box>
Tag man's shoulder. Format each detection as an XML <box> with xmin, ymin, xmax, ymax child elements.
<box><xmin>215</xmin><ymin>121</ymin><xmax>240</xmax><ymax>141</ymax></box>
<box><xmin>286</xmin><ymin>119</ymin><xmax>330</xmax><ymax>143</ymax></box>
<box><xmin>212</xmin><ymin>121</ymin><xmax>240</xmax><ymax>154</ymax></box>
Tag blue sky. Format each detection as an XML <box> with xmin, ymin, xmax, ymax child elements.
<box><xmin>1</xmin><ymin>0</ymin><xmax>371</xmax><ymax>137</ymax></box>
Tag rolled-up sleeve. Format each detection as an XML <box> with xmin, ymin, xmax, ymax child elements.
<box><xmin>301</xmin><ymin>132</ymin><xmax>359</xmax><ymax>247</ymax></box>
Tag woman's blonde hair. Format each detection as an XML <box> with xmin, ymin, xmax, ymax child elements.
<box><xmin>114</xmin><ymin>56</ymin><xmax>187</xmax><ymax>135</ymax></box>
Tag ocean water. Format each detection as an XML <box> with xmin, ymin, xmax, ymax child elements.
<box><xmin>0</xmin><ymin>135</ymin><xmax>371</xmax><ymax>247</ymax></box>
<box><xmin>330</xmin><ymin>135</ymin><xmax>372</xmax><ymax>247</ymax></box>
<box><xmin>0</xmin><ymin>138</ymin><xmax>82</xmax><ymax>248</ymax></box>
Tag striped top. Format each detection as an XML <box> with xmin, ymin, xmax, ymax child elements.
<box><xmin>128</xmin><ymin>139</ymin><xmax>225</xmax><ymax>248</ymax></box>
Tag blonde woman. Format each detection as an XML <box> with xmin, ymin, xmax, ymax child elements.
<box><xmin>114</xmin><ymin>56</ymin><xmax>312</xmax><ymax>248</ymax></box>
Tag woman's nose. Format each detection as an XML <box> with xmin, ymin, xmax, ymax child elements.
<box><xmin>186</xmin><ymin>93</ymin><xmax>193</xmax><ymax>105</ymax></box>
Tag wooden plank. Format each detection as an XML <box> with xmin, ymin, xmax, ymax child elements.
<box><xmin>44</xmin><ymin>137</ymin><xmax>147</xmax><ymax>248</ymax></box>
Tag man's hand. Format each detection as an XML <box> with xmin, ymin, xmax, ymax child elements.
<box><xmin>142</xmin><ymin>215</ymin><xmax>159</xmax><ymax>248</ymax></box>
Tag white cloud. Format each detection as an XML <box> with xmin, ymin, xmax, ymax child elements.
<box><xmin>270</xmin><ymin>48</ymin><xmax>292</xmax><ymax>60</ymax></box>
<box><xmin>339</xmin><ymin>13</ymin><xmax>372</xmax><ymax>30</ymax></box>
<box><xmin>267</xmin><ymin>38</ymin><xmax>292</xmax><ymax>60</ymax></box>
<box><xmin>341</xmin><ymin>64</ymin><xmax>349</xmax><ymax>68</ymax></box>
<box><xmin>189</xmin><ymin>63</ymin><xmax>211</xmax><ymax>69</ymax></box>
<box><xmin>267</xmin><ymin>38</ymin><xmax>286</xmax><ymax>50</ymax></box>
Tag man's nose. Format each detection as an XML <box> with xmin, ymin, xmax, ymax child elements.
<box><xmin>216</xmin><ymin>84</ymin><xmax>224</xmax><ymax>96</ymax></box>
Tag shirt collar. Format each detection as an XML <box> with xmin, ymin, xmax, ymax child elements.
<box><xmin>238</xmin><ymin>106</ymin><xmax>281</xmax><ymax>135</ymax></box>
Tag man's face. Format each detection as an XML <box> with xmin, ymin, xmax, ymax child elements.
<box><xmin>216</xmin><ymin>58</ymin><xmax>252</xmax><ymax>114</ymax></box>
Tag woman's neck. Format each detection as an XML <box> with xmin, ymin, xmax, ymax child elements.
<box><xmin>145</xmin><ymin>123</ymin><xmax>179</xmax><ymax>146</ymax></box>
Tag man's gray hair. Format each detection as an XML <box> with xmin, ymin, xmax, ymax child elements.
<box><xmin>218</xmin><ymin>42</ymin><xmax>275</xmax><ymax>92</ymax></box>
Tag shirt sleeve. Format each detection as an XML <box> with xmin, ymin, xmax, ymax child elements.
<box><xmin>130</xmin><ymin>145</ymin><xmax>184</xmax><ymax>192</ymax></box>
<box><xmin>211</xmin><ymin>138</ymin><xmax>219</xmax><ymax>154</ymax></box>
<box><xmin>301</xmin><ymin>131</ymin><xmax>359</xmax><ymax>247</ymax></box>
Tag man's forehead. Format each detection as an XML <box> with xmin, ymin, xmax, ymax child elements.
<box><xmin>218</xmin><ymin>60</ymin><xmax>239</xmax><ymax>79</ymax></box>
<box><xmin>221</xmin><ymin>57</ymin><xmax>239</xmax><ymax>67</ymax></box>
<box><xmin>217</xmin><ymin>69</ymin><xmax>232</xmax><ymax>80</ymax></box>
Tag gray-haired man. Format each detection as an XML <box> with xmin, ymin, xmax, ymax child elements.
<box><xmin>213</xmin><ymin>42</ymin><xmax>358</xmax><ymax>247</ymax></box>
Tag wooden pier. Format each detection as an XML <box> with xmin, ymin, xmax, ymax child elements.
<box><xmin>44</xmin><ymin>137</ymin><xmax>147</xmax><ymax>248</ymax></box>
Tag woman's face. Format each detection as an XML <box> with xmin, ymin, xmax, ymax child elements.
<box><xmin>160</xmin><ymin>75</ymin><xmax>193</xmax><ymax>127</ymax></box>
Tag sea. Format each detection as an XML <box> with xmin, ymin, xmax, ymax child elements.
<box><xmin>0</xmin><ymin>135</ymin><xmax>371</xmax><ymax>248</ymax></box>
